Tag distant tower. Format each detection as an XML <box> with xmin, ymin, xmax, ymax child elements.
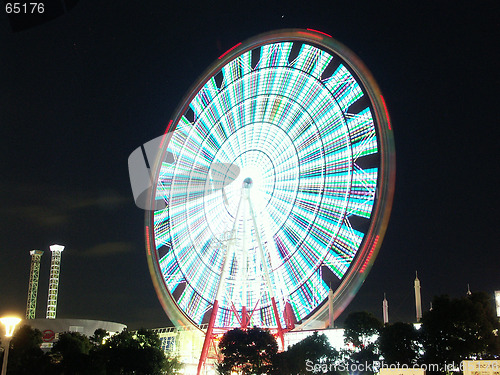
<box><xmin>495</xmin><ymin>291</ymin><xmax>500</xmax><ymax>318</ymax></box>
<box><xmin>328</xmin><ymin>285</ymin><xmax>334</xmax><ymax>328</ymax></box>
<box><xmin>383</xmin><ymin>293</ymin><xmax>389</xmax><ymax>324</ymax></box>
<box><xmin>466</xmin><ymin>284</ymin><xmax>471</xmax><ymax>296</ymax></box>
<box><xmin>26</xmin><ymin>250</ymin><xmax>44</xmax><ymax>319</ymax></box>
<box><xmin>414</xmin><ymin>271</ymin><xmax>422</xmax><ymax>322</ymax></box>
<box><xmin>46</xmin><ymin>244</ymin><xmax>64</xmax><ymax>319</ymax></box>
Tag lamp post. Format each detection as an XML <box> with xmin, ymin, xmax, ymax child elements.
<box><xmin>1</xmin><ymin>317</ymin><xmax>22</xmax><ymax>375</ymax></box>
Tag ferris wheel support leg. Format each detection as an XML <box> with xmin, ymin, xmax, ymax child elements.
<box><xmin>271</xmin><ymin>296</ymin><xmax>285</xmax><ymax>349</ymax></box>
<box><xmin>198</xmin><ymin>193</ymin><xmax>244</xmax><ymax>375</ymax></box>
<box><xmin>241</xmin><ymin>305</ymin><xmax>248</xmax><ymax>329</ymax></box>
<box><xmin>240</xmin><ymin>198</ymin><xmax>248</xmax><ymax>329</ymax></box>
<box><xmin>248</xmin><ymin>196</ymin><xmax>285</xmax><ymax>349</ymax></box>
<box><xmin>197</xmin><ymin>300</ymin><xmax>219</xmax><ymax>375</ymax></box>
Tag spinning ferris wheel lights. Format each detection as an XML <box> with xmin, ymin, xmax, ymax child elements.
<box><xmin>306</xmin><ymin>28</ymin><xmax>333</xmax><ymax>38</ymax></box>
<box><xmin>140</xmin><ymin>28</ymin><xmax>395</xmax><ymax>374</ymax></box>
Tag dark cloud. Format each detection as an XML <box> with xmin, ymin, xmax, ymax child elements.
<box><xmin>0</xmin><ymin>182</ymin><xmax>129</xmax><ymax>228</ymax></box>
<box><xmin>79</xmin><ymin>241</ymin><xmax>134</xmax><ymax>257</ymax></box>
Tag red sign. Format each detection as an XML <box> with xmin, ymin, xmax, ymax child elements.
<box><xmin>42</xmin><ymin>329</ymin><xmax>55</xmax><ymax>342</ymax></box>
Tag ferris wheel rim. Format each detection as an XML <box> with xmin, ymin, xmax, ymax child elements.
<box><xmin>145</xmin><ymin>28</ymin><xmax>396</xmax><ymax>330</ymax></box>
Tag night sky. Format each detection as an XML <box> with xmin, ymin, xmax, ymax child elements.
<box><xmin>1</xmin><ymin>1</ymin><xmax>499</xmax><ymax>330</ymax></box>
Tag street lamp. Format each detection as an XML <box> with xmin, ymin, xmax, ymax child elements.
<box><xmin>1</xmin><ymin>316</ymin><xmax>22</xmax><ymax>375</ymax></box>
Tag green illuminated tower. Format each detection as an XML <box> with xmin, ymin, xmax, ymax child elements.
<box><xmin>26</xmin><ymin>250</ymin><xmax>44</xmax><ymax>319</ymax></box>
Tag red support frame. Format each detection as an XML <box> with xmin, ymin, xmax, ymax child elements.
<box><xmin>197</xmin><ymin>300</ymin><xmax>219</xmax><ymax>375</ymax></box>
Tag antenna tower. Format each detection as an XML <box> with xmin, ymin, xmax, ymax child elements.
<box><xmin>414</xmin><ymin>271</ymin><xmax>422</xmax><ymax>322</ymax></box>
<box><xmin>383</xmin><ymin>293</ymin><xmax>389</xmax><ymax>324</ymax></box>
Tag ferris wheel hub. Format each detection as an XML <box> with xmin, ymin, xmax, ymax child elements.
<box><xmin>242</xmin><ymin>177</ymin><xmax>253</xmax><ymax>189</ymax></box>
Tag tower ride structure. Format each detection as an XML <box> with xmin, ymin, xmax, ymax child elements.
<box><xmin>46</xmin><ymin>244</ymin><xmax>64</xmax><ymax>319</ymax></box>
<box><xmin>26</xmin><ymin>250</ymin><xmax>44</xmax><ymax>319</ymax></box>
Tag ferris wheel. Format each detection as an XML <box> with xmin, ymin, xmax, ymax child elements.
<box><xmin>144</xmin><ymin>28</ymin><xmax>395</xmax><ymax>367</ymax></box>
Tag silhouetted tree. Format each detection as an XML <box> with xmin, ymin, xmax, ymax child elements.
<box><xmin>344</xmin><ymin>311</ymin><xmax>383</xmax><ymax>349</ymax></box>
<box><xmin>421</xmin><ymin>292</ymin><xmax>500</xmax><ymax>368</ymax></box>
<box><xmin>379</xmin><ymin>322</ymin><xmax>420</xmax><ymax>366</ymax></box>
<box><xmin>343</xmin><ymin>312</ymin><xmax>383</xmax><ymax>375</ymax></box>
<box><xmin>51</xmin><ymin>331</ymin><xmax>94</xmax><ymax>375</ymax></box>
<box><xmin>218</xmin><ymin>327</ymin><xmax>278</xmax><ymax>375</ymax></box>
<box><xmin>2</xmin><ymin>325</ymin><xmax>177</xmax><ymax>375</ymax></box>
<box><xmin>99</xmin><ymin>328</ymin><xmax>171</xmax><ymax>375</ymax></box>
<box><xmin>275</xmin><ymin>331</ymin><xmax>339</xmax><ymax>375</ymax></box>
<box><xmin>5</xmin><ymin>325</ymin><xmax>49</xmax><ymax>375</ymax></box>
<box><xmin>89</xmin><ymin>328</ymin><xmax>108</xmax><ymax>348</ymax></box>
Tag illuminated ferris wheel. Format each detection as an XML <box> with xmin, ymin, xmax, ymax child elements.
<box><xmin>145</xmin><ymin>28</ymin><xmax>395</xmax><ymax>363</ymax></box>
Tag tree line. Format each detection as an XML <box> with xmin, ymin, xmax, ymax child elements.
<box><xmin>218</xmin><ymin>292</ymin><xmax>500</xmax><ymax>375</ymax></box>
<box><xmin>1</xmin><ymin>292</ymin><xmax>498</xmax><ymax>375</ymax></box>
<box><xmin>0</xmin><ymin>327</ymin><xmax>181</xmax><ymax>375</ymax></box>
